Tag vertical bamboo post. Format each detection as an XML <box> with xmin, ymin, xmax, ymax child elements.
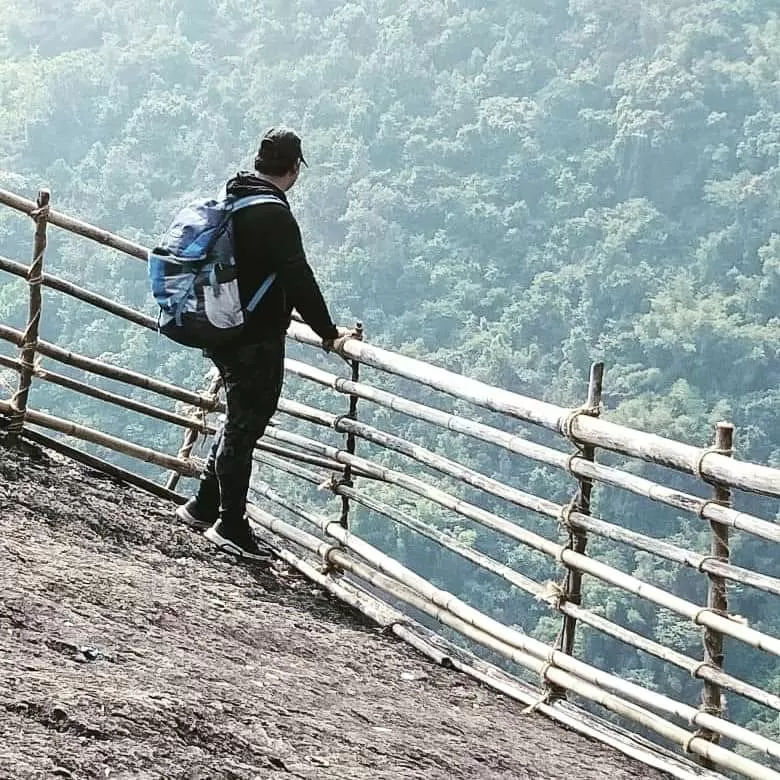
<box><xmin>558</xmin><ymin>362</ymin><xmax>604</xmax><ymax>660</ymax></box>
<box><xmin>6</xmin><ymin>189</ymin><xmax>50</xmax><ymax>442</ymax></box>
<box><xmin>698</xmin><ymin>421</ymin><xmax>733</xmax><ymax>756</ymax></box>
<box><xmin>165</xmin><ymin>369</ymin><xmax>222</xmax><ymax>491</ymax></box>
<box><xmin>339</xmin><ymin>321</ymin><xmax>363</xmax><ymax>528</ymax></box>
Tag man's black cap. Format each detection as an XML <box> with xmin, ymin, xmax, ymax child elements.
<box><xmin>257</xmin><ymin>127</ymin><xmax>308</xmax><ymax>168</ymax></box>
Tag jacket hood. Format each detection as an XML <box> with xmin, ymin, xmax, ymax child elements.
<box><xmin>225</xmin><ymin>171</ymin><xmax>289</xmax><ymax>204</ymax></box>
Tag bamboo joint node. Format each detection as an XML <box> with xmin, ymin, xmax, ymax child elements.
<box><xmin>696</xmin><ymin>498</ymin><xmax>726</xmax><ymax>519</ymax></box>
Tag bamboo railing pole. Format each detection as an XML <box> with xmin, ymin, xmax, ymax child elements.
<box><xmin>0</xmin><ymin>354</ymin><xmax>211</xmax><ymax>432</ymax></box>
<box><xmin>0</xmin><ymin>254</ymin><xmax>157</xmax><ymax>331</ymax></box>
<box><xmin>699</xmin><ymin>422</ymin><xmax>734</xmax><ymax>752</ymax></box>
<box><xmin>0</xmin><ymin>186</ymin><xmax>148</xmax><ymax>261</ymax></box>
<box><xmin>0</xmin><ymin>399</ymin><xmax>198</xmax><ymax>475</ymax></box>
<box><xmin>0</xmin><ymin>323</ymin><xmax>218</xmax><ymax>411</ymax></box>
<box><xmin>253</xmin><ymin>442</ymin><xmax>375</xmax><ymax>479</ymax></box>
<box><xmin>559</xmin><ymin>362</ymin><xmax>603</xmax><ymax>664</ymax></box>
<box><xmin>6</xmin><ymin>190</ymin><xmax>49</xmax><ymax>441</ymax></box>
<box><xmin>20</xmin><ymin>428</ymin><xmax>185</xmax><ymax>504</ymax></box>
<box><xmin>166</xmin><ymin>371</ymin><xmax>222</xmax><ymax>491</ymax></box>
<box><xmin>338</xmin><ymin>321</ymin><xmax>363</xmax><ymax>528</ymax></box>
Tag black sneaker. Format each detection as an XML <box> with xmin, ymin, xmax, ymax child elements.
<box><xmin>203</xmin><ymin>520</ymin><xmax>274</xmax><ymax>562</ymax></box>
<box><xmin>175</xmin><ymin>497</ymin><xmax>217</xmax><ymax>530</ymax></box>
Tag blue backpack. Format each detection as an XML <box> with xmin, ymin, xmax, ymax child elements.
<box><xmin>148</xmin><ymin>192</ymin><xmax>284</xmax><ymax>349</ymax></box>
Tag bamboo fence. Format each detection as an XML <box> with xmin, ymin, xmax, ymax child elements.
<box><xmin>2</xmin><ymin>186</ymin><xmax>780</xmax><ymax>779</ymax></box>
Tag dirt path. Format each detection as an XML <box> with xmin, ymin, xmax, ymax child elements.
<box><xmin>0</xmin><ymin>439</ymin><xmax>676</xmax><ymax>779</ymax></box>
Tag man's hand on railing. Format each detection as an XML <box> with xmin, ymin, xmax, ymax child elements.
<box><xmin>322</xmin><ymin>325</ymin><xmax>363</xmax><ymax>356</ymax></box>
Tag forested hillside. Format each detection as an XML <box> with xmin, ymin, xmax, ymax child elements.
<box><xmin>1</xmin><ymin>0</ymin><xmax>778</xmax><ymax>743</ymax></box>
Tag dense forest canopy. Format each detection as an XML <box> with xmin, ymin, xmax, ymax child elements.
<box><xmin>1</xmin><ymin>0</ymin><xmax>779</xmax><ymax>745</ymax></box>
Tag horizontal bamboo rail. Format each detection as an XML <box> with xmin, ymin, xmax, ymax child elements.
<box><xmin>0</xmin><ymin>254</ymin><xmax>157</xmax><ymax>331</ymax></box>
<box><xmin>0</xmin><ymin>187</ymin><xmax>148</xmax><ymax>261</ymax></box>
<box><xmin>20</xmin><ymin>427</ymin><xmax>186</xmax><ymax>504</ymax></box>
<box><xmin>0</xmin><ymin>323</ymin><xmax>218</xmax><ymax>411</ymax></box>
<box><xmin>0</xmin><ymin>399</ymin><xmax>198</xmax><ymax>476</ymax></box>
<box><xmin>0</xmin><ymin>354</ymin><xmax>207</xmax><ymax>432</ymax></box>
<box><xmin>286</xmin><ymin>359</ymin><xmax>780</xmax><ymax>545</ymax></box>
<box><xmin>288</xmin><ymin>322</ymin><xmax>780</xmax><ymax>497</ymax></box>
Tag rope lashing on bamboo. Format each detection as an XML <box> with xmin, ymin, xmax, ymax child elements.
<box><xmin>694</xmin><ymin>445</ymin><xmax>733</xmax><ymax>485</ymax></box>
<box><xmin>697</xmin><ymin>555</ymin><xmax>727</xmax><ymax>575</ymax></box>
<box><xmin>682</xmin><ymin>731</ymin><xmax>707</xmax><ymax>754</ymax></box>
<box><xmin>536</xmin><ymin>580</ymin><xmax>567</xmax><ymax>609</ymax></box>
<box><xmin>317</xmin><ymin>473</ymin><xmax>343</xmax><ymax>492</ymax></box>
<box><xmin>29</xmin><ymin>203</ymin><xmax>50</xmax><ymax>222</ymax></box>
<box><xmin>524</xmin><ymin>645</ymin><xmax>563</xmax><ymax>713</ymax></box>
<box><xmin>559</xmin><ymin>402</ymin><xmax>601</xmax><ymax>444</ymax></box>
<box><xmin>6</xmin><ymin>325</ymin><xmax>41</xmax><ymax>430</ymax></box>
<box><xmin>565</xmin><ymin>450</ymin><xmax>583</xmax><ymax>476</ymax></box>
<box><xmin>686</xmin><ymin>702</ymin><xmax>725</xmax><ymax>751</ymax></box>
<box><xmin>557</xmin><ymin>498</ymin><xmax>577</xmax><ymax>534</ymax></box>
<box><xmin>690</xmin><ymin>660</ymin><xmax>719</xmax><ymax>680</ymax></box>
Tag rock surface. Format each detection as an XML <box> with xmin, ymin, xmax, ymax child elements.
<box><xmin>0</xmin><ymin>439</ymin><xmax>674</xmax><ymax>779</ymax></box>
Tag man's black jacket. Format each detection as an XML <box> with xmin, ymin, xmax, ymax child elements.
<box><xmin>226</xmin><ymin>171</ymin><xmax>338</xmax><ymax>343</ymax></box>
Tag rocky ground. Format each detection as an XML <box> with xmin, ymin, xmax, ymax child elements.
<box><xmin>0</xmin><ymin>437</ymin><xmax>676</xmax><ymax>779</ymax></box>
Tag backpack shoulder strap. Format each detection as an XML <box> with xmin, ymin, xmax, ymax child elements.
<box><xmin>231</xmin><ymin>194</ymin><xmax>287</xmax><ymax>212</ymax></box>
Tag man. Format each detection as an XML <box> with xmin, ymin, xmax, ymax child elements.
<box><xmin>176</xmin><ymin>127</ymin><xmax>354</xmax><ymax>560</ymax></box>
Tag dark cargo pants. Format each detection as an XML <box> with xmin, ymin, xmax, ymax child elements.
<box><xmin>202</xmin><ymin>336</ymin><xmax>285</xmax><ymax>527</ymax></box>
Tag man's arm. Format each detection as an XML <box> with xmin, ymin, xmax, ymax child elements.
<box><xmin>273</xmin><ymin>209</ymin><xmax>339</xmax><ymax>342</ymax></box>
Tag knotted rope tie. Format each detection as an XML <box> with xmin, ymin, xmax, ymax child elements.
<box><xmin>19</xmin><ymin>313</ymin><xmax>41</xmax><ymax>346</ymax></box>
<box><xmin>696</xmin><ymin>499</ymin><xmax>724</xmax><ymax>520</ymax></box>
<box><xmin>557</xmin><ymin>499</ymin><xmax>577</xmax><ymax>534</ymax></box>
<box><xmin>536</xmin><ymin>580</ymin><xmax>566</xmax><ymax>610</ymax></box>
<box><xmin>332</xmin><ymin>413</ymin><xmax>353</xmax><ymax>430</ymax></box>
<box><xmin>317</xmin><ymin>473</ymin><xmax>348</xmax><ymax>493</ymax></box>
<box><xmin>696</xmin><ymin>554</ymin><xmax>725</xmax><ymax>574</ymax></box>
<box><xmin>521</xmin><ymin>653</ymin><xmax>559</xmax><ymax>714</ymax></box>
<box><xmin>690</xmin><ymin>660</ymin><xmax>718</xmax><ymax>680</ymax></box>
<box><xmin>693</xmin><ymin>445</ymin><xmax>732</xmax><ymax>485</ymax></box>
<box><xmin>560</xmin><ymin>403</ymin><xmax>600</xmax><ymax>444</ymax></box>
<box><xmin>29</xmin><ymin>204</ymin><xmax>50</xmax><ymax>222</ymax></box>
<box><xmin>682</xmin><ymin>731</ymin><xmax>705</xmax><ymax>754</ymax></box>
